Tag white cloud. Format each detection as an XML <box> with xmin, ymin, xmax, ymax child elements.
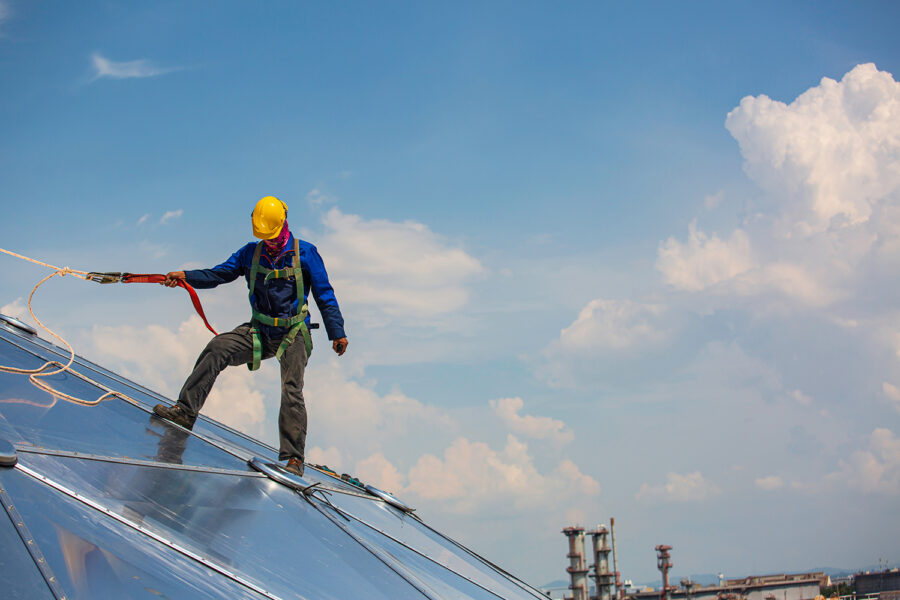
<box><xmin>657</xmin><ymin>64</ymin><xmax>900</xmax><ymax>312</ymax></box>
<box><xmin>160</xmin><ymin>209</ymin><xmax>183</xmax><ymax>225</ymax></box>
<box><xmin>657</xmin><ymin>222</ymin><xmax>836</xmax><ymax>306</ymax></box>
<box><xmin>354</xmin><ymin>451</ymin><xmax>406</xmax><ymax>494</ymax></box>
<box><xmin>790</xmin><ymin>389</ymin><xmax>813</xmax><ymax>406</ymax></box>
<box><xmin>636</xmin><ymin>471</ymin><xmax>722</xmax><ymax>503</ymax></box>
<box><xmin>555</xmin><ymin>298</ymin><xmax>667</xmax><ymax>352</ymax></box>
<box><xmin>314</xmin><ymin>208</ymin><xmax>484</xmax><ymax>320</ymax></box>
<box><xmin>0</xmin><ymin>1</ymin><xmax>11</xmax><ymax>25</ymax></box>
<box><xmin>726</xmin><ymin>63</ymin><xmax>900</xmax><ymax>234</ymax></box>
<box><xmin>755</xmin><ymin>475</ymin><xmax>784</xmax><ymax>490</ymax></box>
<box><xmin>883</xmin><ymin>382</ymin><xmax>900</xmax><ymax>414</ymax></box>
<box><xmin>137</xmin><ymin>214</ymin><xmax>149</xmax><ymax>226</ymax></box>
<box><xmin>91</xmin><ymin>52</ymin><xmax>176</xmax><ymax>80</ymax></box>
<box><xmin>1</xmin><ymin>297</ymin><xmax>29</xmax><ymax>322</ymax></box>
<box><xmin>82</xmin><ymin>317</ymin><xmax>267</xmax><ymax>438</ymax></box>
<box><xmin>307</xmin><ymin>446</ymin><xmax>343</xmax><ymax>471</ymax></box>
<box><xmin>540</xmin><ymin>298</ymin><xmax>671</xmax><ymax>387</ymax></box>
<box><xmin>404</xmin><ymin>434</ymin><xmax>600</xmax><ymax>514</ymax></box>
<box><xmin>657</xmin><ymin>222</ymin><xmax>756</xmax><ymax>291</ymax></box>
<box><xmin>824</xmin><ymin>428</ymin><xmax>900</xmax><ymax>494</ymax></box>
<box><xmin>306</xmin><ymin>188</ymin><xmax>335</xmax><ymax>207</ymax></box>
<box><xmin>491</xmin><ymin>397</ymin><xmax>574</xmax><ymax>444</ymax></box>
<box><xmin>304</xmin><ymin>360</ymin><xmax>456</xmax><ymax>460</ymax></box>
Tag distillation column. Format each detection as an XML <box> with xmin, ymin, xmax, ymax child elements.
<box><xmin>589</xmin><ymin>525</ymin><xmax>613</xmax><ymax>600</ymax></box>
<box><xmin>563</xmin><ymin>526</ymin><xmax>590</xmax><ymax>600</ymax></box>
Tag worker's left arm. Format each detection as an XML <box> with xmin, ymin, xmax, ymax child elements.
<box><xmin>305</xmin><ymin>244</ymin><xmax>348</xmax><ymax>355</ymax></box>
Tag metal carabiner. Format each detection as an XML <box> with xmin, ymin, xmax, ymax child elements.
<box><xmin>86</xmin><ymin>272</ymin><xmax>125</xmax><ymax>284</ymax></box>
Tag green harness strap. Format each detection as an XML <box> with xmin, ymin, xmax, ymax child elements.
<box><xmin>247</xmin><ymin>239</ymin><xmax>312</xmax><ymax>371</ymax></box>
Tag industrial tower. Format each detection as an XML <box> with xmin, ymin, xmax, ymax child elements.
<box><xmin>588</xmin><ymin>525</ymin><xmax>614</xmax><ymax>600</ymax></box>
<box><xmin>655</xmin><ymin>545</ymin><xmax>673</xmax><ymax>600</ymax></box>
<box><xmin>563</xmin><ymin>526</ymin><xmax>590</xmax><ymax>600</ymax></box>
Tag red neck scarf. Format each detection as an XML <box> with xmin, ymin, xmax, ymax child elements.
<box><xmin>263</xmin><ymin>221</ymin><xmax>290</xmax><ymax>259</ymax></box>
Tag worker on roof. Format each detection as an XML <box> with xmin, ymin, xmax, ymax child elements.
<box><xmin>153</xmin><ymin>196</ymin><xmax>348</xmax><ymax>477</ymax></box>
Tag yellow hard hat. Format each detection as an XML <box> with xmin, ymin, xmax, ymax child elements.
<box><xmin>251</xmin><ymin>196</ymin><xmax>288</xmax><ymax>239</ymax></box>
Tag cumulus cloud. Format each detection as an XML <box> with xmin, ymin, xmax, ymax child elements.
<box><xmin>83</xmin><ymin>317</ymin><xmax>267</xmax><ymax>438</ymax></box>
<box><xmin>657</xmin><ymin>64</ymin><xmax>900</xmax><ymax>311</ymax></box>
<box><xmin>303</xmin><ymin>360</ymin><xmax>456</xmax><ymax>460</ymax></box>
<box><xmin>657</xmin><ymin>223</ymin><xmax>833</xmax><ymax>305</ymax></box>
<box><xmin>1</xmin><ymin>297</ymin><xmax>29</xmax><ymax>322</ymax></box>
<box><xmin>307</xmin><ymin>446</ymin><xmax>343</xmax><ymax>471</ymax></box>
<box><xmin>404</xmin><ymin>435</ymin><xmax>600</xmax><ymax>514</ymax></box>
<box><xmin>636</xmin><ymin>471</ymin><xmax>722</xmax><ymax>503</ymax></box>
<box><xmin>824</xmin><ymin>428</ymin><xmax>900</xmax><ymax>494</ymax></box>
<box><xmin>354</xmin><ymin>451</ymin><xmax>406</xmax><ymax>494</ymax></box>
<box><xmin>539</xmin><ymin>298</ymin><xmax>672</xmax><ymax>387</ymax></box>
<box><xmin>160</xmin><ymin>209</ymin><xmax>183</xmax><ymax>225</ymax></box>
<box><xmin>790</xmin><ymin>390</ymin><xmax>813</xmax><ymax>406</ymax></box>
<box><xmin>755</xmin><ymin>475</ymin><xmax>784</xmax><ymax>490</ymax></box>
<box><xmin>491</xmin><ymin>397</ymin><xmax>574</xmax><ymax>444</ymax></box>
<box><xmin>658</xmin><ymin>222</ymin><xmax>756</xmax><ymax>292</ymax></box>
<box><xmin>556</xmin><ymin>299</ymin><xmax>668</xmax><ymax>352</ymax></box>
<box><xmin>726</xmin><ymin>63</ymin><xmax>900</xmax><ymax>234</ymax></box>
<box><xmin>540</xmin><ymin>298</ymin><xmax>672</xmax><ymax>387</ymax></box>
<box><xmin>91</xmin><ymin>52</ymin><xmax>177</xmax><ymax>80</ymax></box>
<box><xmin>314</xmin><ymin>208</ymin><xmax>484</xmax><ymax>320</ymax></box>
<box><xmin>296</xmin><ymin>363</ymin><xmax>600</xmax><ymax>516</ymax></box>
<box><xmin>657</xmin><ymin>222</ymin><xmax>755</xmax><ymax>291</ymax></box>
<box><xmin>882</xmin><ymin>382</ymin><xmax>900</xmax><ymax>414</ymax></box>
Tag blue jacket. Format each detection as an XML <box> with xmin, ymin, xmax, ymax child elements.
<box><xmin>184</xmin><ymin>234</ymin><xmax>346</xmax><ymax>342</ymax></box>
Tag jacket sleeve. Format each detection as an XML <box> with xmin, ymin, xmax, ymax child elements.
<box><xmin>183</xmin><ymin>246</ymin><xmax>248</xmax><ymax>289</ymax></box>
<box><xmin>305</xmin><ymin>244</ymin><xmax>346</xmax><ymax>340</ymax></box>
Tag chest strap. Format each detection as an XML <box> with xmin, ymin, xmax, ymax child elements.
<box><xmin>247</xmin><ymin>239</ymin><xmax>312</xmax><ymax>371</ymax></box>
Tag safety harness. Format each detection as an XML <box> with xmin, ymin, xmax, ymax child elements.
<box><xmin>247</xmin><ymin>238</ymin><xmax>312</xmax><ymax>371</ymax></box>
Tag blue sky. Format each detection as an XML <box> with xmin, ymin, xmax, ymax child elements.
<box><xmin>2</xmin><ymin>0</ymin><xmax>900</xmax><ymax>588</ymax></box>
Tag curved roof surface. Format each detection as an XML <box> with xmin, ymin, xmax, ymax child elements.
<box><xmin>0</xmin><ymin>315</ymin><xmax>546</xmax><ymax>599</ymax></box>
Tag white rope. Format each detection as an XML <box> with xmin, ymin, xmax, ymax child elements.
<box><xmin>0</xmin><ymin>247</ymin><xmax>129</xmax><ymax>406</ymax></box>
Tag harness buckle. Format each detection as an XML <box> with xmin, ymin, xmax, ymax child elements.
<box><xmin>86</xmin><ymin>272</ymin><xmax>125</xmax><ymax>284</ymax></box>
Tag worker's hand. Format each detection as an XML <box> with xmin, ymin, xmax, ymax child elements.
<box><xmin>164</xmin><ymin>271</ymin><xmax>186</xmax><ymax>287</ymax></box>
<box><xmin>332</xmin><ymin>338</ymin><xmax>348</xmax><ymax>356</ymax></box>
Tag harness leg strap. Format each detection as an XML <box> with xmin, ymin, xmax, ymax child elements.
<box><xmin>249</xmin><ymin>327</ymin><xmax>263</xmax><ymax>372</ymax></box>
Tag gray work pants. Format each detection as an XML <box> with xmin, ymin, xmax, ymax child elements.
<box><xmin>176</xmin><ymin>322</ymin><xmax>310</xmax><ymax>461</ymax></box>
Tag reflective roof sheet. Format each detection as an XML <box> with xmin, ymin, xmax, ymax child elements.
<box><xmin>0</xmin><ymin>317</ymin><xmax>546</xmax><ymax>599</ymax></box>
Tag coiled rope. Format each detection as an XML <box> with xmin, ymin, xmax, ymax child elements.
<box><xmin>0</xmin><ymin>247</ymin><xmax>134</xmax><ymax>405</ymax></box>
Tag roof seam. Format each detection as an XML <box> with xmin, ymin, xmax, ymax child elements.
<box><xmin>14</xmin><ymin>445</ymin><xmax>264</xmax><ymax>477</ymax></box>
<box><xmin>307</xmin><ymin>493</ymin><xmax>438</xmax><ymax>600</ymax></box>
<box><xmin>0</xmin><ymin>482</ymin><xmax>68</xmax><ymax>599</ymax></box>
<box><xmin>329</xmin><ymin>501</ymin><xmax>509</xmax><ymax>599</ymax></box>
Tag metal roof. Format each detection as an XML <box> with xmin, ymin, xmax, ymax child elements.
<box><xmin>0</xmin><ymin>316</ymin><xmax>546</xmax><ymax>599</ymax></box>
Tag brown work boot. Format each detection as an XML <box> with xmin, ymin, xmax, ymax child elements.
<box><xmin>285</xmin><ymin>457</ymin><xmax>305</xmax><ymax>477</ymax></box>
<box><xmin>153</xmin><ymin>403</ymin><xmax>196</xmax><ymax>430</ymax></box>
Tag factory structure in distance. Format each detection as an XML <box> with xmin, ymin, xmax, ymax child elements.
<box><xmin>552</xmin><ymin>522</ymin><xmax>898</xmax><ymax>600</ymax></box>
